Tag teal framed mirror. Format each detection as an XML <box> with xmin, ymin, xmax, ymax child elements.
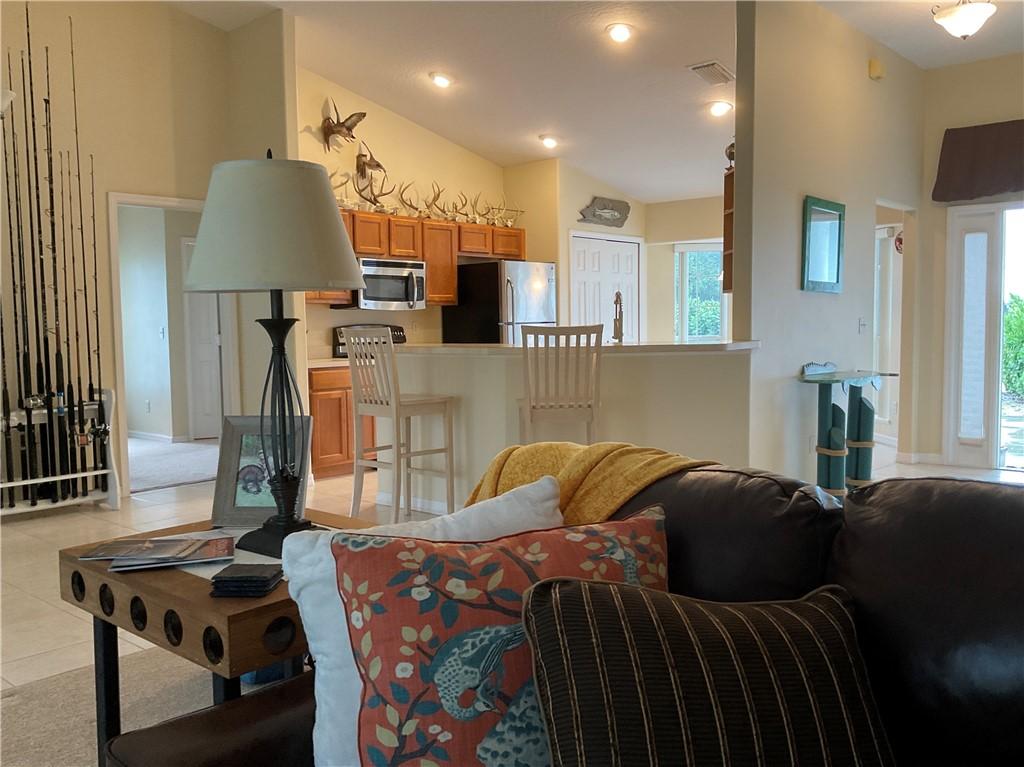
<box><xmin>802</xmin><ymin>196</ymin><xmax>845</xmax><ymax>293</ymax></box>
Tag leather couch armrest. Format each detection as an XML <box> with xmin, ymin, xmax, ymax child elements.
<box><xmin>105</xmin><ymin>671</ymin><xmax>314</xmax><ymax>767</ymax></box>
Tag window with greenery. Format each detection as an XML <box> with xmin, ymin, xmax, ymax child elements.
<box><xmin>675</xmin><ymin>246</ymin><xmax>726</xmax><ymax>342</ymax></box>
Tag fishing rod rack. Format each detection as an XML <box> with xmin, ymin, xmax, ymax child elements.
<box><xmin>2</xmin><ymin>8</ymin><xmax>117</xmax><ymax>517</ymax></box>
<box><xmin>1</xmin><ymin>388</ymin><xmax>120</xmax><ymax>515</ymax></box>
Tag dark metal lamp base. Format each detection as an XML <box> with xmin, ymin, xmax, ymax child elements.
<box><xmin>236</xmin><ymin>515</ymin><xmax>321</xmax><ymax>559</ymax></box>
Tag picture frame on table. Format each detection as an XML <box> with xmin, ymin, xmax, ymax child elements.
<box><xmin>212</xmin><ymin>415</ymin><xmax>312</xmax><ymax>527</ymax></box>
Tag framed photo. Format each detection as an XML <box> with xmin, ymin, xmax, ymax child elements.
<box><xmin>801</xmin><ymin>195</ymin><xmax>845</xmax><ymax>294</ymax></box>
<box><xmin>212</xmin><ymin>415</ymin><xmax>312</xmax><ymax>527</ymax></box>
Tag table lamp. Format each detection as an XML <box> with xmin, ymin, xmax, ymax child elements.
<box><xmin>185</xmin><ymin>156</ymin><xmax>364</xmax><ymax>557</ymax></box>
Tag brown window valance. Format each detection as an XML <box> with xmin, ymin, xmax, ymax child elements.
<box><xmin>931</xmin><ymin>119</ymin><xmax>1024</xmax><ymax>203</ymax></box>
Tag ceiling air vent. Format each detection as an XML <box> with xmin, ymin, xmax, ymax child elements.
<box><xmin>688</xmin><ymin>61</ymin><xmax>735</xmax><ymax>86</ymax></box>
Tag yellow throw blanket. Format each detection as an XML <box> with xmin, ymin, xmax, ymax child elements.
<box><xmin>466</xmin><ymin>442</ymin><xmax>715</xmax><ymax>525</ymax></box>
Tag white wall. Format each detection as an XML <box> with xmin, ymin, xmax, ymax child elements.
<box><xmin>737</xmin><ymin>1</ymin><xmax>924</xmax><ymax>481</ymax></box>
<box><xmin>118</xmin><ymin>206</ymin><xmax>172</xmax><ymax>438</ymax></box>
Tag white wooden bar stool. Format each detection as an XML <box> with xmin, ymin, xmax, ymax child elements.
<box><xmin>520</xmin><ymin>324</ymin><xmax>603</xmax><ymax>444</ymax></box>
<box><xmin>343</xmin><ymin>327</ymin><xmax>455</xmax><ymax>522</ymax></box>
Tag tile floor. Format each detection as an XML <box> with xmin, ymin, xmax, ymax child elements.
<box><xmin>0</xmin><ymin>470</ymin><xmax>424</xmax><ymax>689</ymax></box>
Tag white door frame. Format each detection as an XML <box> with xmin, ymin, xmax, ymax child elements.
<box><xmin>567</xmin><ymin>230</ymin><xmax>647</xmax><ymax>342</ymax></box>
<box><xmin>942</xmin><ymin>200</ymin><xmax>1023</xmax><ymax>467</ymax></box>
<box><xmin>180</xmin><ymin>237</ymin><xmax>241</xmax><ymax>439</ymax></box>
<box><xmin>107</xmin><ymin>193</ymin><xmax>207</xmax><ymax>495</ymax></box>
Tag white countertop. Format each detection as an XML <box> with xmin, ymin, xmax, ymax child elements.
<box><xmin>393</xmin><ymin>340</ymin><xmax>760</xmax><ymax>356</ymax></box>
<box><xmin>307</xmin><ymin>358</ymin><xmax>350</xmax><ymax>368</ymax></box>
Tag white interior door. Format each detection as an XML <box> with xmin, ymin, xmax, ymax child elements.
<box><xmin>570</xmin><ymin>235</ymin><xmax>640</xmax><ymax>343</ymax></box>
<box><xmin>944</xmin><ymin>206</ymin><xmax>1004</xmax><ymax>467</ymax></box>
<box><xmin>873</xmin><ymin>227</ymin><xmax>902</xmax><ymax>434</ymax></box>
<box><xmin>182</xmin><ymin>239</ymin><xmax>223</xmax><ymax>439</ymax></box>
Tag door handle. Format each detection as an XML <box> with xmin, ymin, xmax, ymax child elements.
<box><xmin>506</xmin><ymin>278</ymin><xmax>516</xmax><ymax>327</ymax></box>
<box><xmin>406</xmin><ymin>272</ymin><xmax>415</xmax><ymax>308</ymax></box>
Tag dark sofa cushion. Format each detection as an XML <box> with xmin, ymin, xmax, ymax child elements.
<box><xmin>523</xmin><ymin>578</ymin><xmax>895</xmax><ymax>767</ymax></box>
<box><xmin>830</xmin><ymin>477</ymin><xmax>1024</xmax><ymax>766</ymax></box>
<box><xmin>615</xmin><ymin>466</ymin><xmax>843</xmax><ymax>601</ymax></box>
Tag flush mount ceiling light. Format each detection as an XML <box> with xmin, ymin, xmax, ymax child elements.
<box><xmin>606</xmin><ymin>23</ymin><xmax>633</xmax><ymax>43</ymax></box>
<box><xmin>708</xmin><ymin>101</ymin><xmax>734</xmax><ymax>117</ymax></box>
<box><xmin>429</xmin><ymin>72</ymin><xmax>452</xmax><ymax>88</ymax></box>
<box><xmin>932</xmin><ymin>0</ymin><xmax>997</xmax><ymax>39</ymax></box>
<box><xmin>539</xmin><ymin>134</ymin><xmax>558</xmax><ymax>149</ymax></box>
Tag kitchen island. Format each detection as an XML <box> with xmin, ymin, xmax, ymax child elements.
<box><xmin>372</xmin><ymin>340</ymin><xmax>759</xmax><ymax>512</ymax></box>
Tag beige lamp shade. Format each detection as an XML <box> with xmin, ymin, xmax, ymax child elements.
<box><xmin>185</xmin><ymin>159</ymin><xmax>364</xmax><ymax>293</ymax></box>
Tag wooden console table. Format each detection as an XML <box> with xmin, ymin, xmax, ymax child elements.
<box><xmin>59</xmin><ymin>511</ymin><xmax>372</xmax><ymax>765</ymax></box>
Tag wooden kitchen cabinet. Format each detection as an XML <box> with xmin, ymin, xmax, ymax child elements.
<box><xmin>306</xmin><ymin>290</ymin><xmax>355</xmax><ymax>306</ymax></box>
<box><xmin>309</xmin><ymin>367</ymin><xmax>374</xmax><ymax>477</ymax></box>
<box><xmin>351</xmin><ymin>212</ymin><xmax>389</xmax><ymax>256</ymax></box>
<box><xmin>458</xmin><ymin>223</ymin><xmax>492</xmax><ymax>255</ymax></box>
<box><xmin>388</xmin><ymin>216</ymin><xmax>423</xmax><ymax>259</ymax></box>
<box><xmin>422</xmin><ymin>220</ymin><xmax>458</xmax><ymax>305</ymax></box>
<box><xmin>722</xmin><ymin>167</ymin><xmax>734</xmax><ymax>293</ymax></box>
<box><xmin>492</xmin><ymin>227</ymin><xmax>526</xmax><ymax>260</ymax></box>
<box><xmin>340</xmin><ymin>208</ymin><xmax>354</xmax><ymax>240</ymax></box>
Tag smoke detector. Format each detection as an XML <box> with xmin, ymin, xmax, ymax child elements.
<box><xmin>688</xmin><ymin>61</ymin><xmax>735</xmax><ymax>86</ymax></box>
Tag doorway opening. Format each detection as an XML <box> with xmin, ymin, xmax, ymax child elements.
<box><xmin>568</xmin><ymin>233</ymin><xmax>641</xmax><ymax>344</ymax></box>
<box><xmin>872</xmin><ymin>206</ymin><xmax>906</xmax><ymax>470</ymax></box>
<box><xmin>111</xmin><ymin>196</ymin><xmax>240</xmax><ymax>493</ymax></box>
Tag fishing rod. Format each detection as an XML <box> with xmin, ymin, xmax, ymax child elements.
<box><xmin>43</xmin><ymin>47</ymin><xmax>70</xmax><ymax>500</ymax></box>
<box><xmin>3</xmin><ymin>84</ymin><xmax>28</xmax><ymax>506</ymax></box>
<box><xmin>59</xmin><ymin>152</ymin><xmax>79</xmax><ymax>497</ymax></box>
<box><xmin>66</xmin><ymin>150</ymin><xmax>88</xmax><ymax>497</ymax></box>
<box><xmin>69</xmin><ymin>16</ymin><xmax>99</xmax><ymax>492</ymax></box>
<box><xmin>1</xmin><ymin>293</ymin><xmax>13</xmax><ymax>507</ymax></box>
<box><xmin>25</xmin><ymin>5</ymin><xmax>57</xmax><ymax>501</ymax></box>
<box><xmin>89</xmin><ymin>155</ymin><xmax>108</xmax><ymax>491</ymax></box>
<box><xmin>18</xmin><ymin>52</ymin><xmax>41</xmax><ymax>504</ymax></box>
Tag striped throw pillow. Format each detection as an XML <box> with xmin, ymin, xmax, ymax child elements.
<box><xmin>523</xmin><ymin>580</ymin><xmax>894</xmax><ymax>767</ymax></box>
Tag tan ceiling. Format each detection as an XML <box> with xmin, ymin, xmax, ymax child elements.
<box><xmin>287</xmin><ymin>1</ymin><xmax>737</xmax><ymax>203</ymax></box>
<box><xmin>823</xmin><ymin>0</ymin><xmax>1024</xmax><ymax>69</ymax></box>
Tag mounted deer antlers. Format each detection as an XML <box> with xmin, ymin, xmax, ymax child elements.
<box><xmin>321</xmin><ymin>99</ymin><xmax>365</xmax><ymax>151</ymax></box>
<box><xmin>425</xmin><ymin>182</ymin><xmax>447</xmax><ymax>219</ymax></box>
<box><xmin>353</xmin><ymin>171</ymin><xmax>397</xmax><ymax>212</ymax></box>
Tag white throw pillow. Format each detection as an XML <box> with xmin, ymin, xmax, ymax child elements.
<box><xmin>282</xmin><ymin>475</ymin><xmax>562</xmax><ymax>767</ymax></box>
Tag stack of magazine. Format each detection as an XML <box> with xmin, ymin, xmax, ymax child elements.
<box><xmin>80</xmin><ymin>536</ymin><xmax>235</xmax><ymax>572</ymax></box>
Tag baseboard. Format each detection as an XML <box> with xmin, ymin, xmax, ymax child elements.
<box><xmin>375</xmin><ymin>491</ymin><xmax>448</xmax><ymax>516</ymax></box>
<box><xmin>896</xmin><ymin>451</ymin><xmax>945</xmax><ymax>465</ymax></box>
<box><xmin>128</xmin><ymin>431</ymin><xmax>173</xmax><ymax>443</ymax></box>
<box><xmin>874</xmin><ymin>434</ymin><xmax>897</xmax><ymax>448</ymax></box>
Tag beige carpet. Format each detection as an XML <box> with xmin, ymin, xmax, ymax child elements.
<box><xmin>1</xmin><ymin>649</ymin><xmax>210</xmax><ymax>767</ymax></box>
<box><xmin>128</xmin><ymin>438</ymin><xmax>220</xmax><ymax>493</ymax></box>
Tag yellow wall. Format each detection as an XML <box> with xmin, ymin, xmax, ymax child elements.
<box><xmin>906</xmin><ymin>53</ymin><xmax>1024</xmax><ymax>457</ymax></box>
<box><xmin>503</xmin><ymin>159</ymin><xmax>560</xmax><ymax>263</ymax></box>
<box><xmin>295</xmin><ymin>66</ymin><xmax>505</xmax><ymax>348</ymax></box>
<box><xmin>647</xmin><ymin>196</ymin><xmax>724</xmax><ymax>244</ymax></box>
<box><xmin>737</xmin><ymin>0</ymin><xmax>924</xmax><ymax>480</ymax></box>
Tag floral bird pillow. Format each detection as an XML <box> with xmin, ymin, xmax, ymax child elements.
<box><xmin>330</xmin><ymin>507</ymin><xmax>668</xmax><ymax>767</ymax></box>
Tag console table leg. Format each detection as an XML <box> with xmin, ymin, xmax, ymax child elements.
<box><xmin>212</xmin><ymin>673</ymin><xmax>241</xmax><ymax>704</ymax></box>
<box><xmin>93</xmin><ymin>617</ymin><xmax>121</xmax><ymax>766</ymax></box>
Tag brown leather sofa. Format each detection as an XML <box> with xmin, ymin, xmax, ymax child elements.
<box><xmin>106</xmin><ymin>466</ymin><xmax>1024</xmax><ymax>767</ymax></box>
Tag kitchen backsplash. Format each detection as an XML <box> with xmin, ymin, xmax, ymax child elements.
<box><xmin>304</xmin><ymin>303</ymin><xmax>443</xmax><ymax>359</ymax></box>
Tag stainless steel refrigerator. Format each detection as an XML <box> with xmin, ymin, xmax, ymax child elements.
<box><xmin>441</xmin><ymin>261</ymin><xmax>556</xmax><ymax>344</ymax></box>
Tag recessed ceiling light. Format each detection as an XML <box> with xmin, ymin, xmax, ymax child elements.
<box><xmin>539</xmin><ymin>135</ymin><xmax>558</xmax><ymax>149</ymax></box>
<box><xmin>932</xmin><ymin>0</ymin><xmax>997</xmax><ymax>39</ymax></box>
<box><xmin>429</xmin><ymin>72</ymin><xmax>452</xmax><ymax>88</ymax></box>
<box><xmin>606</xmin><ymin>23</ymin><xmax>632</xmax><ymax>43</ymax></box>
<box><xmin>708</xmin><ymin>101</ymin><xmax>734</xmax><ymax>117</ymax></box>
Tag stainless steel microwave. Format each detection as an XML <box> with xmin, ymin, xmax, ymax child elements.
<box><xmin>357</xmin><ymin>258</ymin><xmax>426</xmax><ymax>311</ymax></box>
